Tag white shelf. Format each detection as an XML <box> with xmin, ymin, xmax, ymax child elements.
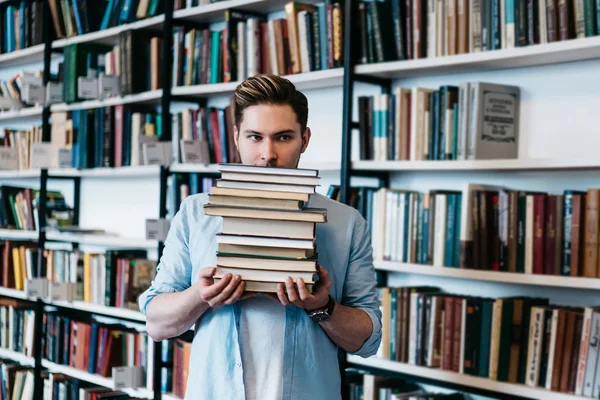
<box><xmin>0</xmin><ymin>169</ymin><xmax>41</xmax><ymax>179</ymax></box>
<box><xmin>49</xmin><ymin>300</ymin><xmax>146</xmax><ymax>323</ymax></box>
<box><xmin>172</xmin><ymin>68</ymin><xmax>344</xmax><ymax>99</ymax></box>
<box><xmin>169</xmin><ymin>163</ymin><xmax>220</xmax><ymax>173</ymax></box>
<box><xmin>50</xmin><ymin>165</ymin><xmax>161</xmax><ymax>178</ymax></box>
<box><xmin>0</xmin><ymin>106</ymin><xmax>43</xmax><ymax>122</ymax></box>
<box><xmin>0</xmin><ymin>348</ymin><xmax>34</xmax><ymax>366</ymax></box>
<box><xmin>52</xmin><ymin>15</ymin><xmax>165</xmax><ymax>49</ymax></box>
<box><xmin>174</xmin><ymin>0</ymin><xmax>321</xmax><ymax>23</ymax></box>
<box><xmin>347</xmin><ymin>356</ymin><xmax>582</xmax><ymax>400</ymax></box>
<box><xmin>352</xmin><ymin>158</ymin><xmax>600</xmax><ymax>172</ymax></box>
<box><xmin>376</xmin><ymin>261</ymin><xmax>600</xmax><ymax>291</ymax></box>
<box><xmin>50</xmin><ymin>90</ymin><xmax>163</xmax><ymax>112</ymax></box>
<box><xmin>0</xmin><ymin>287</ymin><xmax>28</xmax><ymax>300</ymax></box>
<box><xmin>45</xmin><ymin>232</ymin><xmax>158</xmax><ymax>250</ymax></box>
<box><xmin>355</xmin><ymin>35</ymin><xmax>600</xmax><ymax>79</ymax></box>
<box><xmin>0</xmin><ymin>229</ymin><xmax>37</xmax><ymax>240</ymax></box>
<box><xmin>0</xmin><ymin>44</ymin><xmax>46</xmax><ymax>67</ymax></box>
<box><xmin>41</xmin><ymin>360</ymin><xmax>154</xmax><ymax>399</ymax></box>
<box><xmin>161</xmin><ymin>394</ymin><xmax>182</xmax><ymax>400</ymax></box>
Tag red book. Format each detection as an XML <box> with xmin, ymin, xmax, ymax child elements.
<box><xmin>533</xmin><ymin>194</ymin><xmax>546</xmax><ymax>274</ymax></box>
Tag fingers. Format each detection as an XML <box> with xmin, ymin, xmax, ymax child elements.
<box><xmin>285</xmin><ymin>277</ymin><xmax>300</xmax><ymax>303</ymax></box>
<box><xmin>223</xmin><ymin>281</ymin><xmax>246</xmax><ymax>305</ymax></box>
<box><xmin>208</xmin><ymin>275</ymin><xmax>242</xmax><ymax>307</ymax></box>
<box><xmin>277</xmin><ymin>283</ymin><xmax>290</xmax><ymax>305</ymax></box>
<box><xmin>297</xmin><ymin>278</ymin><xmax>311</xmax><ymax>301</ymax></box>
<box><xmin>202</xmin><ymin>273</ymin><xmax>232</xmax><ymax>300</ymax></box>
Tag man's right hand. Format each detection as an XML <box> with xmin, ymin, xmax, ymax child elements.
<box><xmin>194</xmin><ymin>267</ymin><xmax>254</xmax><ymax>308</ymax></box>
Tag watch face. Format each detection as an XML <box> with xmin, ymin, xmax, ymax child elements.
<box><xmin>311</xmin><ymin>311</ymin><xmax>329</xmax><ymax>322</ymax></box>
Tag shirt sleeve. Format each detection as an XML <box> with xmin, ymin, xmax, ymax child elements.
<box><xmin>341</xmin><ymin>212</ymin><xmax>382</xmax><ymax>358</ymax></box>
<box><xmin>138</xmin><ymin>197</ymin><xmax>193</xmax><ymax>315</ymax></box>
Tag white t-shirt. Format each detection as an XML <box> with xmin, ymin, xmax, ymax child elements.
<box><xmin>239</xmin><ymin>294</ymin><xmax>286</xmax><ymax>400</ymax></box>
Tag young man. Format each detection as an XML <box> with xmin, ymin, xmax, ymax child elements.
<box><xmin>139</xmin><ymin>75</ymin><xmax>381</xmax><ymax>400</ymax></box>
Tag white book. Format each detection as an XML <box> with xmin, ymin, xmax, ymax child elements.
<box><xmin>237</xmin><ymin>21</ymin><xmax>247</xmax><ymax>80</ymax></box>
<box><xmin>433</xmin><ymin>194</ymin><xmax>447</xmax><ymax>266</ymax></box>
<box><xmin>526</xmin><ymin>307</ymin><xmax>545</xmax><ymax>387</ymax></box>
<box><xmin>408</xmin><ymin>292</ymin><xmax>419</xmax><ymax>364</ymax></box>
<box><xmin>545</xmin><ymin>308</ymin><xmax>560</xmax><ymax>390</ymax></box>
<box><xmin>397</xmin><ymin>192</ymin><xmax>407</xmax><ymax>262</ymax></box>
<box><xmin>427</xmin><ymin>0</ymin><xmax>437</xmax><ymax>58</ymax></box>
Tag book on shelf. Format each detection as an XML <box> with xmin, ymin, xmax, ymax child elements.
<box><xmin>375</xmin><ymin>286</ymin><xmax>600</xmax><ymax>397</ymax></box>
<box><xmin>357</xmin><ymin>82</ymin><xmax>520</xmax><ymax>162</ymax></box>
<box><xmin>0</xmin><ymin>185</ymin><xmax>72</xmax><ymax>232</ymax></box>
<box><xmin>57</xmin><ymin>31</ymin><xmax>163</xmax><ymax>104</ymax></box>
<box><xmin>172</xmin><ymin>102</ymin><xmax>239</xmax><ymax>165</ymax></box>
<box><xmin>171</xmin><ymin>1</ymin><xmax>344</xmax><ymax>87</ymax></box>
<box><xmin>0</xmin><ymin>0</ymin><xmax>44</xmax><ymax>55</ymax></box>
<box><xmin>356</xmin><ymin>0</ymin><xmax>594</xmax><ymax>64</ymax></box>
<box><xmin>48</xmin><ymin>0</ymin><xmax>164</xmax><ymax>40</ymax></box>
<box><xmin>44</xmin><ymin>248</ymin><xmax>156</xmax><ymax>310</ymax></box>
<box><xmin>1</xmin><ymin>126</ymin><xmax>43</xmax><ymax>170</ymax></box>
<box><xmin>168</xmin><ymin>175</ymin><xmax>216</xmax><ymax>220</ymax></box>
<box><xmin>51</xmin><ymin>106</ymin><xmax>162</xmax><ymax>169</ymax></box>
<box><xmin>346</xmin><ymin>182</ymin><xmax>600</xmax><ymax>279</ymax></box>
<box><xmin>204</xmin><ymin>163</ymin><xmax>326</xmax><ymax>294</ymax></box>
<box><xmin>42</xmin><ymin>311</ymin><xmax>154</xmax><ymax>388</ymax></box>
<box><xmin>42</xmin><ymin>372</ymin><xmax>147</xmax><ymax>400</ymax></box>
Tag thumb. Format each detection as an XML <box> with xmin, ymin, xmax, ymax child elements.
<box><xmin>199</xmin><ymin>267</ymin><xmax>217</xmax><ymax>278</ymax></box>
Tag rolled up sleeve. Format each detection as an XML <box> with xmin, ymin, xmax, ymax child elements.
<box><xmin>342</xmin><ymin>212</ymin><xmax>382</xmax><ymax>358</ymax></box>
<box><xmin>138</xmin><ymin>197</ymin><xmax>193</xmax><ymax>315</ymax></box>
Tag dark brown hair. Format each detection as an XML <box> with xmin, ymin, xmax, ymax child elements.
<box><xmin>234</xmin><ymin>75</ymin><xmax>309</xmax><ymax>133</ymax></box>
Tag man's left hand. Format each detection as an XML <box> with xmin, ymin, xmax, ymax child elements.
<box><xmin>268</xmin><ymin>264</ymin><xmax>331</xmax><ymax>311</ymax></box>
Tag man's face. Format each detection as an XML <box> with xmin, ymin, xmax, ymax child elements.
<box><xmin>234</xmin><ymin>104</ymin><xmax>311</xmax><ymax>168</ymax></box>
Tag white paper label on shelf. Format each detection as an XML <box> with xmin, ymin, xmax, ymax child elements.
<box><xmin>21</xmin><ymin>81</ymin><xmax>45</xmax><ymax>104</ymax></box>
<box><xmin>48</xmin><ymin>281</ymin><xmax>76</xmax><ymax>302</ymax></box>
<box><xmin>25</xmin><ymin>278</ymin><xmax>48</xmax><ymax>299</ymax></box>
<box><xmin>0</xmin><ymin>148</ymin><xmax>18</xmax><ymax>170</ymax></box>
<box><xmin>30</xmin><ymin>143</ymin><xmax>54</xmax><ymax>168</ymax></box>
<box><xmin>112</xmin><ymin>366</ymin><xmax>145</xmax><ymax>389</ymax></box>
<box><xmin>99</xmin><ymin>74</ymin><xmax>120</xmax><ymax>98</ymax></box>
<box><xmin>46</xmin><ymin>82</ymin><xmax>64</xmax><ymax>105</ymax></box>
<box><xmin>142</xmin><ymin>141</ymin><xmax>171</xmax><ymax>166</ymax></box>
<box><xmin>145</xmin><ymin>219</ymin><xmax>169</xmax><ymax>241</ymax></box>
<box><xmin>77</xmin><ymin>77</ymin><xmax>99</xmax><ymax>99</ymax></box>
<box><xmin>180</xmin><ymin>140</ymin><xmax>210</xmax><ymax>164</ymax></box>
<box><xmin>57</xmin><ymin>148</ymin><xmax>72</xmax><ymax>169</ymax></box>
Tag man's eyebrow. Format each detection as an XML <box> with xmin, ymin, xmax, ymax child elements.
<box><xmin>243</xmin><ymin>129</ymin><xmax>297</xmax><ymax>135</ymax></box>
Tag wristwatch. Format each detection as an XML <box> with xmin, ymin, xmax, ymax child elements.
<box><xmin>306</xmin><ymin>295</ymin><xmax>335</xmax><ymax>322</ymax></box>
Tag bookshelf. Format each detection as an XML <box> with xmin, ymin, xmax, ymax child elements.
<box><xmin>0</xmin><ymin>44</ymin><xmax>45</xmax><ymax>67</ymax></box>
<box><xmin>41</xmin><ymin>360</ymin><xmax>154</xmax><ymax>399</ymax></box>
<box><xmin>0</xmin><ymin>348</ymin><xmax>35</xmax><ymax>367</ymax></box>
<box><xmin>0</xmin><ymin>106</ymin><xmax>44</xmax><ymax>122</ymax></box>
<box><xmin>51</xmin><ymin>15</ymin><xmax>166</xmax><ymax>49</ymax></box>
<box><xmin>49</xmin><ymin>300</ymin><xmax>146</xmax><ymax>323</ymax></box>
<box><xmin>354</xmin><ymin>35</ymin><xmax>600</xmax><ymax>79</ymax></box>
<box><xmin>375</xmin><ymin>261</ymin><xmax>600</xmax><ymax>291</ymax></box>
<box><xmin>338</xmin><ymin>1</ymin><xmax>600</xmax><ymax>399</ymax></box>
<box><xmin>171</xmin><ymin>68</ymin><xmax>345</xmax><ymax>98</ymax></box>
<box><xmin>0</xmin><ymin>286</ymin><xmax>29</xmax><ymax>300</ymax></box>
<box><xmin>0</xmin><ymin>229</ymin><xmax>37</xmax><ymax>240</ymax></box>
<box><xmin>352</xmin><ymin>159</ymin><xmax>600</xmax><ymax>172</ymax></box>
<box><xmin>50</xmin><ymin>89</ymin><xmax>164</xmax><ymax>112</ymax></box>
<box><xmin>8</xmin><ymin>0</ymin><xmax>600</xmax><ymax>399</ymax></box>
<box><xmin>347</xmin><ymin>355</ymin><xmax>584</xmax><ymax>400</ymax></box>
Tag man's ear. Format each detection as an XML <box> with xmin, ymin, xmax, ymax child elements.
<box><xmin>301</xmin><ymin>127</ymin><xmax>311</xmax><ymax>154</ymax></box>
<box><xmin>234</xmin><ymin>125</ymin><xmax>240</xmax><ymax>150</ymax></box>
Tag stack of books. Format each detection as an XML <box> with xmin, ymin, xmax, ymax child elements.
<box><xmin>203</xmin><ymin>164</ymin><xmax>327</xmax><ymax>293</ymax></box>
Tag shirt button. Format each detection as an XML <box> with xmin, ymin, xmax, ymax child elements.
<box><xmin>237</xmin><ymin>363</ymin><xmax>241</xmax><ymax>368</ymax></box>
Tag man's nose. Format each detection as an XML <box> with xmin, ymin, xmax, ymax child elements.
<box><xmin>261</xmin><ymin>139</ymin><xmax>277</xmax><ymax>162</ymax></box>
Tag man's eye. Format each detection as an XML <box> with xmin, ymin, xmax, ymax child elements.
<box><xmin>279</xmin><ymin>135</ymin><xmax>291</xmax><ymax>141</ymax></box>
<box><xmin>249</xmin><ymin>135</ymin><xmax>261</xmax><ymax>141</ymax></box>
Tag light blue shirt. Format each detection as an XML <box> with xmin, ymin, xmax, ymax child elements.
<box><xmin>139</xmin><ymin>192</ymin><xmax>382</xmax><ymax>400</ymax></box>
